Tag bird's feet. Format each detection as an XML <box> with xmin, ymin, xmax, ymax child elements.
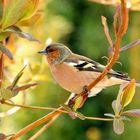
<box><xmin>68</xmin><ymin>96</ymin><xmax>76</xmax><ymax>109</ymax></box>
<box><xmin>83</xmin><ymin>85</ymin><xmax>90</xmax><ymax>94</ymax></box>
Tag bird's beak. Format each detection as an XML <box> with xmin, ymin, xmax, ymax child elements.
<box><xmin>38</xmin><ymin>50</ymin><xmax>47</xmax><ymax>54</ymax></box>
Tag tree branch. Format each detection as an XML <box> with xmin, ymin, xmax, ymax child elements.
<box><xmin>10</xmin><ymin>109</ymin><xmax>62</xmax><ymax>140</ymax></box>
<box><xmin>29</xmin><ymin>114</ymin><xmax>60</xmax><ymax>140</ymax></box>
<box><xmin>3</xmin><ymin>101</ymin><xmax>67</xmax><ymax>113</ymax></box>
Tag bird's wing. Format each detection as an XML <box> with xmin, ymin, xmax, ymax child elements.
<box><xmin>64</xmin><ymin>54</ymin><xmax>129</xmax><ymax>80</ymax></box>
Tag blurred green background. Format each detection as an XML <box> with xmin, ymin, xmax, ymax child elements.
<box><xmin>1</xmin><ymin>0</ymin><xmax>140</xmax><ymax>140</ymax></box>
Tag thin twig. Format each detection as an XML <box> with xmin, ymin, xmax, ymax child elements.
<box><xmin>29</xmin><ymin>114</ymin><xmax>60</xmax><ymax>140</ymax></box>
<box><xmin>8</xmin><ymin>102</ymin><xmax>114</xmax><ymax>140</ymax></box>
<box><xmin>85</xmin><ymin>116</ymin><xmax>113</xmax><ymax>121</ymax></box>
<box><xmin>101</xmin><ymin>16</ymin><xmax>113</xmax><ymax>49</ymax></box>
<box><xmin>87</xmin><ymin>0</ymin><xmax>128</xmax><ymax>91</ymax></box>
<box><xmin>3</xmin><ymin>100</ymin><xmax>113</xmax><ymax>121</ymax></box>
<box><xmin>10</xmin><ymin>109</ymin><xmax>62</xmax><ymax>140</ymax></box>
<box><xmin>3</xmin><ymin>101</ymin><xmax>67</xmax><ymax>113</ymax></box>
<box><xmin>28</xmin><ymin>114</ymin><xmax>113</xmax><ymax>140</ymax></box>
<box><xmin>120</xmin><ymin>39</ymin><xmax>140</xmax><ymax>52</ymax></box>
<box><xmin>113</xmin><ymin>6</ymin><xmax>121</xmax><ymax>37</ymax></box>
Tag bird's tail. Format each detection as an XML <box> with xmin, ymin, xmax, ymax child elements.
<box><xmin>117</xmin><ymin>77</ymin><xmax>140</xmax><ymax>87</ymax></box>
<box><xmin>109</xmin><ymin>76</ymin><xmax>140</xmax><ymax>87</ymax></box>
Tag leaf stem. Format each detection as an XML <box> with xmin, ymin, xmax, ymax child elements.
<box><xmin>85</xmin><ymin>116</ymin><xmax>113</xmax><ymax>121</ymax></box>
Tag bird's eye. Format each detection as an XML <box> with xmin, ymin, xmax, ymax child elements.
<box><xmin>48</xmin><ymin>49</ymin><xmax>54</xmax><ymax>52</ymax></box>
<box><xmin>46</xmin><ymin>46</ymin><xmax>55</xmax><ymax>53</ymax></box>
<box><xmin>46</xmin><ymin>45</ymin><xmax>53</xmax><ymax>52</ymax></box>
<box><xmin>46</xmin><ymin>45</ymin><xmax>51</xmax><ymax>50</ymax></box>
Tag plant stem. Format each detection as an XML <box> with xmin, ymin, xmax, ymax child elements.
<box><xmin>10</xmin><ymin>109</ymin><xmax>62</xmax><ymax>140</ymax></box>
<box><xmin>85</xmin><ymin>116</ymin><xmax>113</xmax><ymax>121</ymax></box>
<box><xmin>87</xmin><ymin>0</ymin><xmax>128</xmax><ymax>91</ymax></box>
<box><xmin>29</xmin><ymin>114</ymin><xmax>60</xmax><ymax>140</ymax></box>
<box><xmin>3</xmin><ymin>101</ymin><xmax>67</xmax><ymax>113</ymax></box>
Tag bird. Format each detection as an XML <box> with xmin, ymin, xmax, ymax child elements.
<box><xmin>38</xmin><ymin>43</ymin><xmax>139</xmax><ymax>97</ymax></box>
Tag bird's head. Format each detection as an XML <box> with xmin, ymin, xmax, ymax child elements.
<box><xmin>38</xmin><ymin>43</ymin><xmax>72</xmax><ymax>65</ymax></box>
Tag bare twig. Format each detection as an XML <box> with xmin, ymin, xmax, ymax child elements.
<box><xmin>28</xmin><ymin>114</ymin><xmax>113</xmax><ymax>140</ymax></box>
<box><xmin>3</xmin><ymin>101</ymin><xmax>67</xmax><ymax>113</ymax></box>
<box><xmin>8</xmin><ymin>101</ymin><xmax>113</xmax><ymax>140</ymax></box>
<box><xmin>113</xmin><ymin>6</ymin><xmax>121</xmax><ymax>37</ymax></box>
<box><xmin>10</xmin><ymin>109</ymin><xmax>62</xmax><ymax>140</ymax></box>
<box><xmin>3</xmin><ymin>100</ymin><xmax>113</xmax><ymax>121</ymax></box>
<box><xmin>101</xmin><ymin>16</ymin><xmax>113</xmax><ymax>49</ymax></box>
<box><xmin>85</xmin><ymin>116</ymin><xmax>113</xmax><ymax>121</ymax></box>
<box><xmin>29</xmin><ymin>114</ymin><xmax>60</xmax><ymax>140</ymax></box>
<box><xmin>87</xmin><ymin>0</ymin><xmax>128</xmax><ymax>90</ymax></box>
<box><xmin>120</xmin><ymin>39</ymin><xmax>140</xmax><ymax>52</ymax></box>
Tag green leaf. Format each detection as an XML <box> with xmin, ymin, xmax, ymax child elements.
<box><xmin>122</xmin><ymin>109</ymin><xmax>140</xmax><ymax>118</ymax></box>
<box><xmin>73</xmin><ymin>95</ymin><xmax>83</xmax><ymax>111</ymax></box>
<box><xmin>113</xmin><ymin>118</ymin><xmax>124</xmax><ymax>135</ymax></box>
<box><xmin>1</xmin><ymin>0</ymin><xmax>27</xmax><ymax>28</ymax></box>
<box><xmin>11</xmin><ymin>65</ymin><xmax>26</xmax><ymax>89</ymax></box>
<box><xmin>18</xmin><ymin>11</ymin><xmax>43</xmax><ymax>26</ymax></box>
<box><xmin>5</xmin><ymin>26</ymin><xmax>41</xmax><ymax>43</ymax></box>
<box><xmin>120</xmin><ymin>79</ymin><xmax>136</xmax><ymax>107</ymax></box>
<box><xmin>13</xmin><ymin>83</ymin><xmax>37</xmax><ymax>93</ymax></box>
<box><xmin>18</xmin><ymin>0</ymin><xmax>40</xmax><ymax>22</ymax></box>
<box><xmin>1</xmin><ymin>0</ymin><xmax>39</xmax><ymax>28</ymax></box>
<box><xmin>0</xmin><ymin>88</ymin><xmax>13</xmax><ymax>100</ymax></box>
<box><xmin>0</xmin><ymin>43</ymin><xmax>13</xmax><ymax>60</ymax></box>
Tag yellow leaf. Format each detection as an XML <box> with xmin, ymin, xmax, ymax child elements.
<box><xmin>1</xmin><ymin>0</ymin><xmax>40</xmax><ymax>28</ymax></box>
<box><xmin>73</xmin><ymin>95</ymin><xmax>83</xmax><ymax>111</ymax></box>
<box><xmin>120</xmin><ymin>79</ymin><xmax>136</xmax><ymax>107</ymax></box>
<box><xmin>116</xmin><ymin>79</ymin><xmax>136</xmax><ymax>113</ymax></box>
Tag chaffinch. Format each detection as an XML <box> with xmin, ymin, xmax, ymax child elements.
<box><xmin>38</xmin><ymin>43</ymin><xmax>138</xmax><ymax>97</ymax></box>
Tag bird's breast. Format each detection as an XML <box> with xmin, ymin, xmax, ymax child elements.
<box><xmin>49</xmin><ymin>63</ymin><xmax>109</xmax><ymax>94</ymax></box>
